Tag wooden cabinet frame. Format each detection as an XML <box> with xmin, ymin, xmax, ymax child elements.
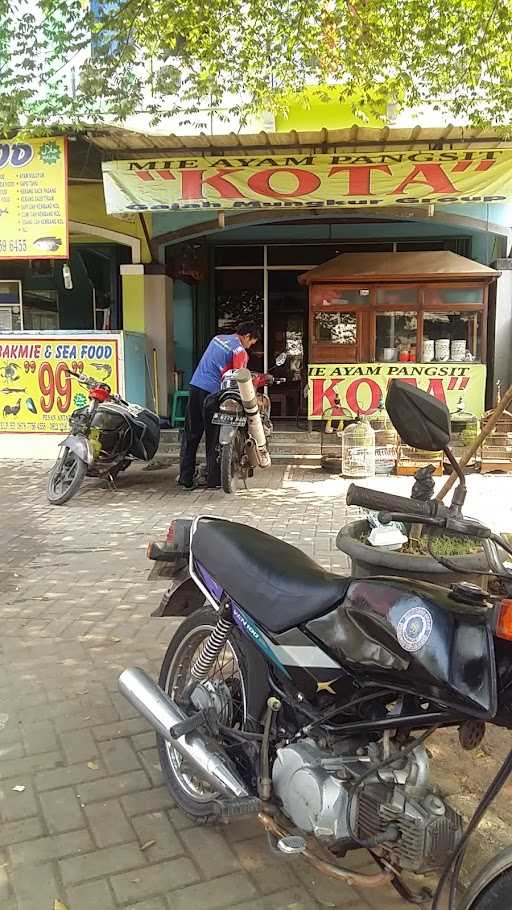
<box><xmin>309</xmin><ymin>280</ymin><xmax>490</xmax><ymax>364</ymax></box>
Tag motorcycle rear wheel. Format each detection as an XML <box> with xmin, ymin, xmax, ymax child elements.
<box><xmin>47</xmin><ymin>448</ymin><xmax>87</xmax><ymax>505</ymax></box>
<box><xmin>157</xmin><ymin>606</ymin><xmax>250</xmax><ymax>823</ymax></box>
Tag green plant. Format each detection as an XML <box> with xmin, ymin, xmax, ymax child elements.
<box><xmin>2</xmin><ymin>0</ymin><xmax>512</xmax><ymax>130</ymax></box>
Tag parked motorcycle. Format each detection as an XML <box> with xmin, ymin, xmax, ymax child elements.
<box><xmin>47</xmin><ymin>370</ymin><xmax>160</xmax><ymax>505</ymax></box>
<box><xmin>119</xmin><ymin>380</ymin><xmax>512</xmax><ymax>910</ymax></box>
<box><xmin>212</xmin><ymin>353</ymin><xmax>287</xmax><ymax>493</ymax></box>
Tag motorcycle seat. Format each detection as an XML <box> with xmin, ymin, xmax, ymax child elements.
<box><xmin>191</xmin><ymin>518</ymin><xmax>350</xmax><ymax>634</ymax></box>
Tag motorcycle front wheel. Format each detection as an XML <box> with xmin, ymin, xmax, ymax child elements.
<box><xmin>157</xmin><ymin>606</ymin><xmax>250</xmax><ymax>823</ymax></box>
<box><xmin>467</xmin><ymin>868</ymin><xmax>512</xmax><ymax>910</ymax></box>
<box><xmin>47</xmin><ymin>448</ymin><xmax>87</xmax><ymax>504</ymax></box>
<box><xmin>220</xmin><ymin>432</ymin><xmax>243</xmax><ymax>494</ymax></box>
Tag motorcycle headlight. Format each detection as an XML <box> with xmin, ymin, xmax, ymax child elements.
<box><xmin>220</xmin><ymin>398</ymin><xmax>243</xmax><ymax>414</ymax></box>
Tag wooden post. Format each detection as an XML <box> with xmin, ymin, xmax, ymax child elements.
<box><xmin>436</xmin><ymin>383</ymin><xmax>512</xmax><ymax>503</ymax></box>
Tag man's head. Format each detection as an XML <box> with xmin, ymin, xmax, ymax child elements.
<box><xmin>236</xmin><ymin>321</ymin><xmax>260</xmax><ymax>350</ymax></box>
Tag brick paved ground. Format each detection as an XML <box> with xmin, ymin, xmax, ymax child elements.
<box><xmin>1</xmin><ymin>460</ymin><xmax>511</xmax><ymax>910</ymax></box>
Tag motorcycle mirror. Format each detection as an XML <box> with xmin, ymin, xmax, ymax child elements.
<box><xmin>275</xmin><ymin>352</ymin><xmax>287</xmax><ymax>366</ymax></box>
<box><xmin>386</xmin><ymin>380</ymin><xmax>451</xmax><ymax>452</ymax></box>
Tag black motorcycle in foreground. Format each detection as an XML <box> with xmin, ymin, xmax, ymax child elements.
<box><xmin>120</xmin><ymin>380</ymin><xmax>512</xmax><ymax>909</ymax></box>
<box><xmin>213</xmin><ymin>353</ymin><xmax>287</xmax><ymax>493</ymax></box>
<box><xmin>47</xmin><ymin>370</ymin><xmax>160</xmax><ymax>504</ymax></box>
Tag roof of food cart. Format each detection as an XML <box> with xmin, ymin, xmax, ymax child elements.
<box><xmin>298</xmin><ymin>251</ymin><xmax>500</xmax><ymax>284</ymax></box>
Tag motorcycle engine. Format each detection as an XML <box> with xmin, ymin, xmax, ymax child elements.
<box><xmin>272</xmin><ymin>737</ymin><xmax>462</xmax><ymax>873</ymax></box>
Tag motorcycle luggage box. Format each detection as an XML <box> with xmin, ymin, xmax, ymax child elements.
<box><xmin>129</xmin><ymin>408</ymin><xmax>160</xmax><ymax>460</ymax></box>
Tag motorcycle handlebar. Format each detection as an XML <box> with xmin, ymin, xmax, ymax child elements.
<box><xmin>346</xmin><ymin>483</ymin><xmax>450</xmax><ymax>519</ymax></box>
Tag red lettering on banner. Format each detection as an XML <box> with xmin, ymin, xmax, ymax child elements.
<box><xmin>425</xmin><ymin>378</ymin><xmax>447</xmax><ymax>403</ymax></box>
<box><xmin>180</xmin><ymin>169</ymin><xmax>245</xmax><ymax>200</ymax></box>
<box><xmin>135</xmin><ymin>171</ymin><xmax>154</xmax><ymax>181</ymax></box>
<box><xmin>345</xmin><ymin>378</ymin><xmax>382</xmax><ymax>414</ymax></box>
<box><xmin>155</xmin><ymin>170</ymin><xmax>177</xmax><ymax>180</ymax></box>
<box><xmin>311</xmin><ymin>379</ymin><xmax>343</xmax><ymax>416</ymax></box>
<box><xmin>328</xmin><ymin>164</ymin><xmax>392</xmax><ymax>195</ymax></box>
<box><xmin>247</xmin><ymin>167</ymin><xmax>321</xmax><ymax>198</ymax></box>
<box><xmin>392</xmin><ymin>164</ymin><xmax>457</xmax><ymax>195</ymax></box>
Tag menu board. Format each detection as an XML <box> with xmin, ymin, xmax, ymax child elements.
<box><xmin>0</xmin><ymin>138</ymin><xmax>68</xmax><ymax>259</ymax></box>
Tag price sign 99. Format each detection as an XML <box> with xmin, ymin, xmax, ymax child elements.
<box><xmin>38</xmin><ymin>362</ymin><xmax>73</xmax><ymax>414</ymax></box>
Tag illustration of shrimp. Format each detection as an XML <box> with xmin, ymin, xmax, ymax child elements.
<box><xmin>3</xmin><ymin>398</ymin><xmax>21</xmax><ymax>417</ymax></box>
<box><xmin>91</xmin><ymin>363</ymin><xmax>112</xmax><ymax>380</ymax></box>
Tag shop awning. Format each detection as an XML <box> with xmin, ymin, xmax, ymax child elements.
<box><xmin>298</xmin><ymin>251</ymin><xmax>500</xmax><ymax>284</ymax></box>
<box><xmin>86</xmin><ymin>124</ymin><xmax>512</xmax><ymax>156</ymax></box>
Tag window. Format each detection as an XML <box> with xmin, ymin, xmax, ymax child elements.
<box><xmin>376</xmin><ymin>287</ymin><xmax>419</xmax><ymax>307</ymax></box>
<box><xmin>376</xmin><ymin>312</ymin><xmax>417</xmax><ymax>362</ymax></box>
<box><xmin>424</xmin><ymin>286</ymin><xmax>483</xmax><ymax>307</ymax></box>
<box><xmin>422</xmin><ymin>311</ymin><xmax>482</xmax><ymax>362</ymax></box>
<box><xmin>215</xmin><ymin>246</ymin><xmax>263</xmax><ymax>266</ymax></box>
<box><xmin>314</xmin><ymin>311</ymin><xmax>357</xmax><ymax>345</ymax></box>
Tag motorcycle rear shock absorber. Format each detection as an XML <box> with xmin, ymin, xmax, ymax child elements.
<box><xmin>182</xmin><ymin>603</ymin><xmax>233</xmax><ymax>700</ymax></box>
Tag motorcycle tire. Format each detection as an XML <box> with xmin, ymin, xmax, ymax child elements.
<box><xmin>467</xmin><ymin>868</ymin><xmax>512</xmax><ymax>910</ymax></box>
<box><xmin>157</xmin><ymin>605</ymin><xmax>251</xmax><ymax>824</ymax></box>
<box><xmin>47</xmin><ymin>449</ymin><xmax>87</xmax><ymax>505</ymax></box>
<box><xmin>220</xmin><ymin>434</ymin><xmax>241</xmax><ymax>494</ymax></box>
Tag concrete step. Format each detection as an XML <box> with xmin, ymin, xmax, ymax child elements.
<box><xmin>158</xmin><ymin>441</ymin><xmax>321</xmax><ymax>456</ymax></box>
<box><xmin>153</xmin><ymin>452</ymin><xmax>322</xmax><ymax>467</ymax></box>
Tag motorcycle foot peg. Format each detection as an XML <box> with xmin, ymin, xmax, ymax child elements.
<box><xmin>277</xmin><ymin>835</ymin><xmax>306</xmax><ymax>855</ymax></box>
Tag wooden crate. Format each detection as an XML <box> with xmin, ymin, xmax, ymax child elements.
<box><xmin>480</xmin><ymin>410</ymin><xmax>512</xmax><ymax>474</ymax></box>
<box><xmin>396</xmin><ymin>444</ymin><xmax>444</xmax><ymax>477</ymax></box>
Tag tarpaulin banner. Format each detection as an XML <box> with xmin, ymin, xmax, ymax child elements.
<box><xmin>103</xmin><ymin>148</ymin><xmax>512</xmax><ymax>212</ymax></box>
<box><xmin>0</xmin><ymin>138</ymin><xmax>68</xmax><ymax>259</ymax></box>
<box><xmin>0</xmin><ymin>335</ymin><xmax>119</xmax><ymax>433</ymax></box>
<box><xmin>308</xmin><ymin>362</ymin><xmax>487</xmax><ymax>419</ymax></box>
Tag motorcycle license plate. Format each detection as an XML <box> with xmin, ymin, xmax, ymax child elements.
<box><xmin>212</xmin><ymin>412</ymin><xmax>247</xmax><ymax>426</ymax></box>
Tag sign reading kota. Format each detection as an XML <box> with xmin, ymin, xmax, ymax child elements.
<box><xmin>308</xmin><ymin>363</ymin><xmax>487</xmax><ymax>419</ymax></box>
<box><xmin>103</xmin><ymin>148</ymin><xmax>512</xmax><ymax>212</ymax></box>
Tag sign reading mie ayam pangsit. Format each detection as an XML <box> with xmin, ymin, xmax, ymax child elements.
<box><xmin>308</xmin><ymin>362</ymin><xmax>487</xmax><ymax>419</ymax></box>
<box><xmin>102</xmin><ymin>148</ymin><xmax>512</xmax><ymax>211</ymax></box>
<box><xmin>0</xmin><ymin>138</ymin><xmax>68</xmax><ymax>259</ymax></box>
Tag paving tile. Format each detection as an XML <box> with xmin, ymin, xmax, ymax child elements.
<box><xmin>132</xmin><ymin>810</ymin><xmax>183</xmax><ymax>861</ymax></box>
<box><xmin>122</xmin><ymin>785</ymin><xmax>175</xmax><ymax>816</ymax></box>
<box><xmin>9</xmin><ymin>829</ymin><xmax>94</xmax><ymax>866</ymax></box>
<box><xmin>0</xmin><ymin>781</ymin><xmax>39</xmax><ymax>821</ymax></box>
<box><xmin>180</xmin><ymin>827</ymin><xmax>240</xmax><ymax>879</ymax></box>
<box><xmin>168</xmin><ymin>871</ymin><xmax>257</xmax><ymax>910</ymax></box>
<box><xmin>99</xmin><ymin>738</ymin><xmax>141</xmax><ymax>774</ymax></box>
<box><xmin>60</xmin><ymin>728</ymin><xmax>98</xmax><ymax>764</ymax></box>
<box><xmin>0</xmin><ymin>815</ymin><xmax>46</xmax><ymax>848</ymax></box>
<box><xmin>66</xmin><ymin>879</ymin><xmax>117</xmax><ymax>910</ymax></box>
<box><xmin>60</xmin><ymin>842</ymin><xmax>145</xmax><ymax>884</ymax></box>
<box><xmin>76</xmin><ymin>769</ymin><xmax>150</xmax><ymax>803</ymax></box>
<box><xmin>39</xmin><ymin>786</ymin><xmax>86</xmax><ymax>833</ymax></box>
<box><xmin>10</xmin><ymin>862</ymin><xmax>61</xmax><ymax>910</ymax></box>
<box><xmin>111</xmin><ymin>857</ymin><xmax>198</xmax><ymax>903</ymax></box>
<box><xmin>84</xmin><ymin>798</ymin><xmax>134</xmax><ymax>847</ymax></box>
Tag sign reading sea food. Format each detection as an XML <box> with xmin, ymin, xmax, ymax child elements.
<box><xmin>0</xmin><ymin>138</ymin><xmax>68</xmax><ymax>259</ymax></box>
<box><xmin>103</xmin><ymin>148</ymin><xmax>512</xmax><ymax>212</ymax></box>
<box><xmin>308</xmin><ymin>362</ymin><xmax>487</xmax><ymax>419</ymax></box>
<box><xmin>0</xmin><ymin>336</ymin><xmax>119</xmax><ymax>433</ymax></box>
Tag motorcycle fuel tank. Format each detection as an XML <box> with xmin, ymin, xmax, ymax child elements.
<box><xmin>307</xmin><ymin>578</ymin><xmax>497</xmax><ymax>720</ymax></box>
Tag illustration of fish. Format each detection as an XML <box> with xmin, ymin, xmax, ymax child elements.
<box><xmin>3</xmin><ymin>398</ymin><xmax>21</xmax><ymax>417</ymax></box>
<box><xmin>25</xmin><ymin>397</ymin><xmax>37</xmax><ymax>414</ymax></box>
<box><xmin>33</xmin><ymin>236</ymin><xmax>62</xmax><ymax>252</ymax></box>
<box><xmin>91</xmin><ymin>363</ymin><xmax>112</xmax><ymax>379</ymax></box>
<box><xmin>1</xmin><ymin>387</ymin><xmax>27</xmax><ymax>394</ymax></box>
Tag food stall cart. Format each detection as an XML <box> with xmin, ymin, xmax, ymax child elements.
<box><xmin>302</xmin><ymin>252</ymin><xmax>499</xmax><ymax>463</ymax></box>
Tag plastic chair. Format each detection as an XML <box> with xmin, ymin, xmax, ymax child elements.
<box><xmin>170</xmin><ymin>390</ymin><xmax>189</xmax><ymax>427</ymax></box>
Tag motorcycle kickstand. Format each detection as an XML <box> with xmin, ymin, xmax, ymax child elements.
<box><xmin>107</xmin><ymin>472</ymin><xmax>119</xmax><ymax>491</ymax></box>
<box><xmin>368</xmin><ymin>851</ymin><xmax>432</xmax><ymax>905</ymax></box>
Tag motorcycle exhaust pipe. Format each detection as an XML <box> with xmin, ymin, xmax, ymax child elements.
<box><xmin>118</xmin><ymin>668</ymin><xmax>249</xmax><ymax>798</ymax></box>
<box><xmin>244</xmin><ymin>437</ymin><xmax>260</xmax><ymax>467</ymax></box>
<box><xmin>235</xmin><ymin>369</ymin><xmax>271</xmax><ymax>468</ymax></box>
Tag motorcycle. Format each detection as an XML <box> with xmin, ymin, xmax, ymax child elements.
<box><xmin>212</xmin><ymin>353</ymin><xmax>287</xmax><ymax>493</ymax></box>
<box><xmin>119</xmin><ymin>379</ymin><xmax>512</xmax><ymax>910</ymax></box>
<box><xmin>47</xmin><ymin>370</ymin><xmax>160</xmax><ymax>505</ymax></box>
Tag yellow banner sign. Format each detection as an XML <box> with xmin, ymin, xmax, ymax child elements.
<box><xmin>0</xmin><ymin>138</ymin><xmax>68</xmax><ymax>259</ymax></box>
<box><xmin>103</xmin><ymin>148</ymin><xmax>512</xmax><ymax>212</ymax></box>
<box><xmin>0</xmin><ymin>335</ymin><xmax>119</xmax><ymax>433</ymax></box>
<box><xmin>308</xmin><ymin>362</ymin><xmax>487</xmax><ymax>419</ymax></box>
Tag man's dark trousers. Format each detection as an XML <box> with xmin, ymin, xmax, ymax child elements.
<box><xmin>179</xmin><ymin>385</ymin><xmax>221</xmax><ymax>487</ymax></box>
